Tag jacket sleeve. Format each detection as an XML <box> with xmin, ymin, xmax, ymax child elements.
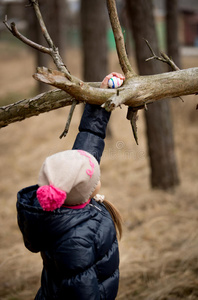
<box><xmin>72</xmin><ymin>103</ymin><xmax>111</xmax><ymax>163</ymax></box>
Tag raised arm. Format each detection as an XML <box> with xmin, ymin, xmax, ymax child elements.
<box><xmin>72</xmin><ymin>73</ymin><xmax>124</xmax><ymax>163</ymax></box>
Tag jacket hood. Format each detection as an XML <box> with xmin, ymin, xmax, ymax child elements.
<box><xmin>17</xmin><ymin>185</ymin><xmax>95</xmax><ymax>253</ymax></box>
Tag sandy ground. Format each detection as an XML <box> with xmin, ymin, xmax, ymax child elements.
<box><xmin>0</xmin><ymin>42</ymin><xmax>198</xmax><ymax>299</ymax></box>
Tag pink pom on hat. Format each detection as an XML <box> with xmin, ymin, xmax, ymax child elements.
<box><xmin>37</xmin><ymin>184</ymin><xmax>66</xmax><ymax>211</ymax></box>
<box><xmin>37</xmin><ymin>150</ymin><xmax>100</xmax><ymax>211</ymax></box>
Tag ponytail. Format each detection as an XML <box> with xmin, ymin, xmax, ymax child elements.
<box><xmin>94</xmin><ymin>195</ymin><xmax>123</xmax><ymax>239</ymax></box>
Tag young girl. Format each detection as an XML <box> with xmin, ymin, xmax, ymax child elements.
<box><xmin>17</xmin><ymin>72</ymin><xmax>125</xmax><ymax>300</ymax></box>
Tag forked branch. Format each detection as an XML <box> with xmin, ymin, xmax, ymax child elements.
<box><xmin>4</xmin><ymin>1</ymin><xmax>74</xmax><ymax>81</ymax></box>
<box><xmin>3</xmin><ymin>15</ymin><xmax>51</xmax><ymax>54</ymax></box>
<box><xmin>4</xmin><ymin>0</ymin><xmax>83</xmax><ymax>135</ymax></box>
<box><xmin>145</xmin><ymin>39</ymin><xmax>180</xmax><ymax>71</ymax></box>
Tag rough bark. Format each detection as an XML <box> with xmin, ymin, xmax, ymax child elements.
<box><xmin>126</xmin><ymin>0</ymin><xmax>179</xmax><ymax>189</ymax></box>
<box><xmin>0</xmin><ymin>89</ymin><xmax>72</xmax><ymax>128</ymax></box>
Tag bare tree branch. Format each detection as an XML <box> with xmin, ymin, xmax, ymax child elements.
<box><xmin>30</xmin><ymin>0</ymin><xmax>54</xmax><ymax>49</ymax></box>
<box><xmin>106</xmin><ymin>0</ymin><xmax>136</xmax><ymax>78</ymax></box>
<box><xmin>3</xmin><ymin>16</ymin><xmax>51</xmax><ymax>54</ymax></box>
<box><xmin>144</xmin><ymin>40</ymin><xmax>184</xmax><ymax>102</ymax></box>
<box><xmin>145</xmin><ymin>39</ymin><xmax>180</xmax><ymax>71</ymax></box>
<box><xmin>0</xmin><ymin>89</ymin><xmax>72</xmax><ymax>128</ymax></box>
<box><xmin>160</xmin><ymin>52</ymin><xmax>180</xmax><ymax>71</ymax></box>
<box><xmin>59</xmin><ymin>99</ymin><xmax>78</xmax><ymax>139</ymax></box>
<box><xmin>102</xmin><ymin>67</ymin><xmax>198</xmax><ymax>110</ymax></box>
<box><xmin>0</xmin><ymin>82</ymin><xmax>100</xmax><ymax>129</ymax></box>
<box><xmin>29</xmin><ymin>0</ymin><xmax>72</xmax><ymax>78</ymax></box>
<box><xmin>1</xmin><ymin>67</ymin><xmax>198</xmax><ymax>128</ymax></box>
<box><xmin>33</xmin><ymin>67</ymin><xmax>115</xmax><ymax>102</ymax></box>
<box><xmin>4</xmin><ymin>2</ymin><xmax>75</xmax><ymax>82</ymax></box>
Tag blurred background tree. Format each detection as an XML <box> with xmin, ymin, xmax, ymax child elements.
<box><xmin>166</xmin><ymin>0</ymin><xmax>181</xmax><ymax>68</ymax></box>
<box><xmin>125</xmin><ymin>0</ymin><xmax>180</xmax><ymax>190</ymax></box>
<box><xmin>80</xmin><ymin>0</ymin><xmax>108</xmax><ymax>82</ymax></box>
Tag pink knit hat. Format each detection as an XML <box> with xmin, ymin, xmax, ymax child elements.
<box><xmin>37</xmin><ymin>150</ymin><xmax>100</xmax><ymax>211</ymax></box>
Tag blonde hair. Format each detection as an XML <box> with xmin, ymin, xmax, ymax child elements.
<box><xmin>94</xmin><ymin>195</ymin><xmax>123</xmax><ymax>239</ymax></box>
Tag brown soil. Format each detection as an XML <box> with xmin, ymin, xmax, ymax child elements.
<box><xmin>0</xmin><ymin>42</ymin><xmax>198</xmax><ymax>300</ymax></box>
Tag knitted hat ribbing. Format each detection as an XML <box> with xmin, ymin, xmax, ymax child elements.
<box><xmin>37</xmin><ymin>150</ymin><xmax>100</xmax><ymax>210</ymax></box>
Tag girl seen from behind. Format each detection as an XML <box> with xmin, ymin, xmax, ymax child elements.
<box><xmin>17</xmin><ymin>72</ymin><xmax>124</xmax><ymax>300</ymax></box>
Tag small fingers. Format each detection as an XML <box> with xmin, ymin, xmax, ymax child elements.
<box><xmin>111</xmin><ymin>72</ymin><xmax>125</xmax><ymax>80</ymax></box>
<box><xmin>100</xmin><ymin>77</ymin><xmax>109</xmax><ymax>88</ymax></box>
<box><xmin>100</xmin><ymin>72</ymin><xmax>125</xmax><ymax>88</ymax></box>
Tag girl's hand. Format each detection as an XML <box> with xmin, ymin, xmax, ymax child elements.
<box><xmin>100</xmin><ymin>72</ymin><xmax>125</xmax><ymax>89</ymax></box>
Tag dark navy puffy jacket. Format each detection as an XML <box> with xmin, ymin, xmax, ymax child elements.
<box><xmin>17</xmin><ymin>104</ymin><xmax>120</xmax><ymax>300</ymax></box>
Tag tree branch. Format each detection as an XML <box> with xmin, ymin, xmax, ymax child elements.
<box><xmin>33</xmin><ymin>67</ymin><xmax>198</xmax><ymax>110</ymax></box>
<box><xmin>3</xmin><ymin>16</ymin><xmax>51</xmax><ymax>54</ymax></box>
<box><xmin>0</xmin><ymin>89</ymin><xmax>73</xmax><ymax>128</ymax></box>
<box><xmin>30</xmin><ymin>0</ymin><xmax>54</xmax><ymax>49</ymax></box>
<box><xmin>1</xmin><ymin>68</ymin><xmax>198</xmax><ymax>128</ymax></box>
<box><xmin>160</xmin><ymin>52</ymin><xmax>180</xmax><ymax>71</ymax></box>
<box><xmin>145</xmin><ymin>39</ymin><xmax>180</xmax><ymax>71</ymax></box>
<box><xmin>144</xmin><ymin>39</ymin><xmax>184</xmax><ymax>102</ymax></box>
<box><xmin>4</xmin><ymin>3</ymin><xmax>76</xmax><ymax>82</ymax></box>
<box><xmin>33</xmin><ymin>67</ymin><xmax>115</xmax><ymax>102</ymax></box>
<box><xmin>29</xmin><ymin>0</ymin><xmax>72</xmax><ymax>78</ymax></box>
<box><xmin>102</xmin><ymin>67</ymin><xmax>198</xmax><ymax>110</ymax></box>
<box><xmin>106</xmin><ymin>0</ymin><xmax>136</xmax><ymax>78</ymax></box>
<box><xmin>59</xmin><ymin>99</ymin><xmax>78</xmax><ymax>139</ymax></box>
<box><xmin>0</xmin><ymin>81</ymin><xmax>100</xmax><ymax>129</ymax></box>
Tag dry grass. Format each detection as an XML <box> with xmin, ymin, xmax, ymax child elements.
<box><xmin>0</xmin><ymin>42</ymin><xmax>198</xmax><ymax>299</ymax></box>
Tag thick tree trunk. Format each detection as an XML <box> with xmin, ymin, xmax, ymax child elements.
<box><xmin>80</xmin><ymin>0</ymin><xmax>108</xmax><ymax>82</ymax></box>
<box><xmin>126</xmin><ymin>0</ymin><xmax>179</xmax><ymax>189</ymax></box>
<box><xmin>166</xmin><ymin>0</ymin><xmax>181</xmax><ymax>68</ymax></box>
